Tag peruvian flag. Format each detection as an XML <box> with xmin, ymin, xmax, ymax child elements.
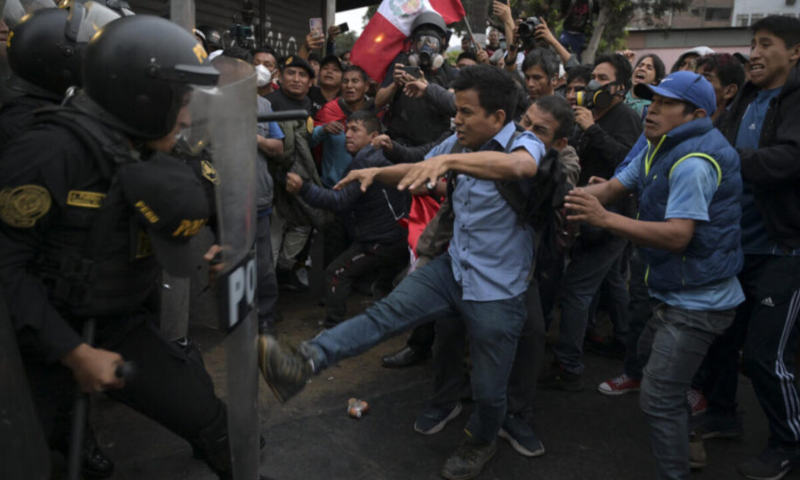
<box><xmin>351</xmin><ymin>0</ymin><xmax>466</xmax><ymax>83</ymax></box>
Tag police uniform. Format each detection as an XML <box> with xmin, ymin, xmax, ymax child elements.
<box><xmin>0</xmin><ymin>5</ymin><xmax>129</xmax><ymax>477</ymax></box>
<box><xmin>0</xmin><ymin>15</ymin><xmax>243</xmax><ymax>479</ymax></box>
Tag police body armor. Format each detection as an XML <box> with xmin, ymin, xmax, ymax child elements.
<box><xmin>30</xmin><ymin>99</ymin><xmax>160</xmax><ymax>318</ymax></box>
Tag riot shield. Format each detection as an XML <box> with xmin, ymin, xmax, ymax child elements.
<box><xmin>190</xmin><ymin>56</ymin><xmax>260</xmax><ymax>480</ymax></box>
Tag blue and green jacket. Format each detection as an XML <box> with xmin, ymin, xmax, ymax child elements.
<box><xmin>636</xmin><ymin>117</ymin><xmax>743</xmax><ymax>290</ymax></box>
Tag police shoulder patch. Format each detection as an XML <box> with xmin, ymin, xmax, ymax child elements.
<box><xmin>0</xmin><ymin>185</ymin><xmax>52</xmax><ymax>228</ymax></box>
<box><xmin>201</xmin><ymin>160</ymin><xmax>220</xmax><ymax>185</ymax></box>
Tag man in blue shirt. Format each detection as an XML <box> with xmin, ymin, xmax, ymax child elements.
<box><xmin>696</xmin><ymin>16</ymin><xmax>800</xmax><ymax>480</ymax></box>
<box><xmin>563</xmin><ymin>71</ymin><xmax>744</xmax><ymax>480</ymax></box>
<box><xmin>258</xmin><ymin>66</ymin><xmax>545</xmax><ymax>480</ymax></box>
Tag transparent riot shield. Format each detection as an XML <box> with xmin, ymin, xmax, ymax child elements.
<box><xmin>190</xmin><ymin>56</ymin><xmax>259</xmax><ymax>480</ymax></box>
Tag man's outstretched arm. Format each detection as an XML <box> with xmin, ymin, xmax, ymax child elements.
<box><xmin>397</xmin><ymin>148</ymin><xmax>537</xmax><ymax>191</ymax></box>
<box><xmin>565</xmin><ymin>188</ymin><xmax>695</xmax><ymax>254</ymax></box>
<box><xmin>334</xmin><ymin>163</ymin><xmax>416</xmax><ymax>192</ymax></box>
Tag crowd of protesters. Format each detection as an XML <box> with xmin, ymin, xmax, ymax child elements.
<box><xmin>241</xmin><ymin>5</ymin><xmax>800</xmax><ymax>480</ymax></box>
<box><xmin>2</xmin><ymin>1</ymin><xmax>798</xmax><ymax>479</ymax></box>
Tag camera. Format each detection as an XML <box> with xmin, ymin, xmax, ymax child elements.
<box><xmin>229</xmin><ymin>0</ymin><xmax>256</xmax><ymax>50</ymax></box>
<box><xmin>517</xmin><ymin>17</ymin><xmax>542</xmax><ymax>41</ymax></box>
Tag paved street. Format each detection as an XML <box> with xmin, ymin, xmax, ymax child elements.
<box><xmin>53</xmin><ymin>284</ymin><xmax>800</xmax><ymax>480</ymax></box>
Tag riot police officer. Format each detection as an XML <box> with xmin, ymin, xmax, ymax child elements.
<box><xmin>0</xmin><ymin>2</ymin><xmax>125</xmax><ymax>151</ymax></box>
<box><xmin>0</xmin><ymin>4</ymin><xmax>127</xmax><ymax>477</ymax></box>
<box><xmin>0</xmin><ymin>15</ymin><xmax>259</xmax><ymax>479</ymax></box>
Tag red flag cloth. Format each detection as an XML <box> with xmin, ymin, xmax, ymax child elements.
<box><xmin>404</xmin><ymin>195</ymin><xmax>441</xmax><ymax>259</ymax></box>
<box><xmin>351</xmin><ymin>0</ymin><xmax>465</xmax><ymax>83</ymax></box>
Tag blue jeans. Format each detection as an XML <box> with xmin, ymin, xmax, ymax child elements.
<box><xmin>638</xmin><ymin>303</ymin><xmax>735</xmax><ymax>480</ymax></box>
<box><xmin>559</xmin><ymin>30</ymin><xmax>585</xmax><ymax>58</ymax></box>
<box><xmin>302</xmin><ymin>253</ymin><xmax>527</xmax><ymax>443</ymax></box>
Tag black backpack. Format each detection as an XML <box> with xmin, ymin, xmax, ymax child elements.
<box><xmin>447</xmin><ymin>126</ymin><xmax>574</xmax><ymax>242</ymax></box>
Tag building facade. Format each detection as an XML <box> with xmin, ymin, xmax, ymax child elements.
<box><xmin>731</xmin><ymin>0</ymin><xmax>800</xmax><ymax>26</ymax></box>
<box><xmin>128</xmin><ymin>0</ymin><xmax>328</xmax><ymax>58</ymax></box>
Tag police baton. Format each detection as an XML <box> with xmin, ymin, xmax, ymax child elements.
<box><xmin>67</xmin><ymin>319</ymin><xmax>137</xmax><ymax>480</ymax></box>
<box><xmin>256</xmin><ymin>109</ymin><xmax>310</xmax><ymax>123</ymax></box>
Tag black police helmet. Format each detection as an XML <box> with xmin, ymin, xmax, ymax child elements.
<box><xmin>410</xmin><ymin>11</ymin><xmax>447</xmax><ymax>37</ymax></box>
<box><xmin>7</xmin><ymin>8</ymin><xmax>82</xmax><ymax>100</ymax></box>
<box><xmin>82</xmin><ymin>15</ymin><xmax>220</xmax><ymax>139</ymax></box>
<box><xmin>196</xmin><ymin>25</ymin><xmax>223</xmax><ymax>50</ymax></box>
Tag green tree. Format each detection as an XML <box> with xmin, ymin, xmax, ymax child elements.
<box><xmin>334</xmin><ymin>31</ymin><xmax>359</xmax><ymax>53</ymax></box>
<box><xmin>582</xmin><ymin>0</ymin><xmax>691</xmax><ymax>63</ymax></box>
<box><xmin>363</xmin><ymin>0</ymin><xmax>690</xmax><ymax>63</ymax></box>
<box><xmin>364</xmin><ymin>5</ymin><xmax>379</xmax><ymax>26</ymax></box>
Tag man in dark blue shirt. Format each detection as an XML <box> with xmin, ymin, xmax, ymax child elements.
<box><xmin>696</xmin><ymin>15</ymin><xmax>800</xmax><ymax>480</ymax></box>
<box><xmin>285</xmin><ymin>111</ymin><xmax>409</xmax><ymax>328</ymax></box>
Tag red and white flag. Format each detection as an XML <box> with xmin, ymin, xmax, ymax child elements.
<box><xmin>351</xmin><ymin>0</ymin><xmax>465</xmax><ymax>83</ymax></box>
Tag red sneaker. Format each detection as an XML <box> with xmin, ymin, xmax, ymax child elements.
<box><xmin>598</xmin><ymin>374</ymin><xmax>641</xmax><ymax>396</ymax></box>
<box><xmin>687</xmin><ymin>389</ymin><xmax>708</xmax><ymax>417</ymax></box>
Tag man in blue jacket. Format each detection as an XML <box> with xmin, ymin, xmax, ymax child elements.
<box><xmin>563</xmin><ymin>71</ymin><xmax>744</xmax><ymax>480</ymax></box>
<box><xmin>286</xmin><ymin>111</ymin><xmax>409</xmax><ymax>329</ymax></box>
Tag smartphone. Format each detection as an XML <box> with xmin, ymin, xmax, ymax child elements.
<box><xmin>336</xmin><ymin>22</ymin><xmax>350</xmax><ymax>34</ymax></box>
<box><xmin>309</xmin><ymin>18</ymin><xmax>323</xmax><ymax>38</ymax></box>
<box><xmin>401</xmin><ymin>66</ymin><xmax>422</xmax><ymax>79</ymax></box>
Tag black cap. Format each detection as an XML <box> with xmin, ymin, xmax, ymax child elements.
<box><xmin>118</xmin><ymin>154</ymin><xmax>210</xmax><ymax>277</ymax></box>
<box><xmin>321</xmin><ymin>54</ymin><xmax>343</xmax><ymax>72</ymax></box>
<box><xmin>280</xmin><ymin>55</ymin><xmax>316</xmax><ymax>79</ymax></box>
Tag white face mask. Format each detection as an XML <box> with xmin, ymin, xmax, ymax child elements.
<box><xmin>255</xmin><ymin>64</ymin><xmax>272</xmax><ymax>87</ymax></box>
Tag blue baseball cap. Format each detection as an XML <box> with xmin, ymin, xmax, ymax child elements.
<box><xmin>634</xmin><ymin>71</ymin><xmax>717</xmax><ymax>117</ymax></box>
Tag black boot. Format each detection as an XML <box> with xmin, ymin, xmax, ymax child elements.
<box><xmin>53</xmin><ymin>424</ymin><xmax>115</xmax><ymax>479</ymax></box>
<box><xmin>381</xmin><ymin>346</ymin><xmax>431</xmax><ymax>368</ymax></box>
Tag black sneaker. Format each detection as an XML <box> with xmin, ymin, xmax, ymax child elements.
<box><xmin>257</xmin><ymin>335</ymin><xmax>312</xmax><ymax>404</ymax></box>
<box><xmin>538</xmin><ymin>362</ymin><xmax>583</xmax><ymax>392</ymax></box>
<box><xmin>414</xmin><ymin>403</ymin><xmax>462</xmax><ymax>435</ymax></box>
<box><xmin>498</xmin><ymin>415</ymin><xmax>545</xmax><ymax>457</ymax></box>
<box><xmin>441</xmin><ymin>437</ymin><xmax>497</xmax><ymax>480</ymax></box>
<box><xmin>690</xmin><ymin>411</ymin><xmax>743</xmax><ymax>440</ymax></box>
<box><xmin>737</xmin><ymin>445</ymin><xmax>800</xmax><ymax>480</ymax></box>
